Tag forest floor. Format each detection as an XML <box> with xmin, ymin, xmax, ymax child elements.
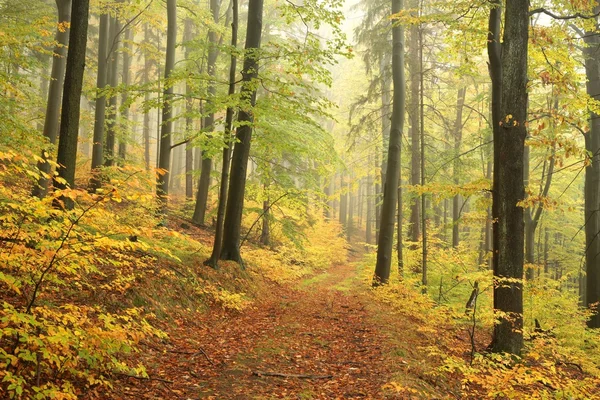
<box><xmin>90</xmin><ymin>245</ymin><xmax>457</xmax><ymax>399</ymax></box>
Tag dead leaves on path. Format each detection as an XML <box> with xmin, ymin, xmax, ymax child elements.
<box><xmin>90</xmin><ymin>264</ymin><xmax>403</xmax><ymax>399</ymax></box>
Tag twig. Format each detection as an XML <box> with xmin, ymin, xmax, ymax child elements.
<box><xmin>252</xmin><ymin>370</ymin><xmax>333</xmax><ymax>380</ymax></box>
<box><xmin>168</xmin><ymin>348</ymin><xmax>214</xmax><ymax>365</ymax></box>
<box><xmin>115</xmin><ymin>372</ymin><xmax>174</xmax><ymax>384</ymax></box>
<box><xmin>557</xmin><ymin>361</ymin><xmax>584</xmax><ymax>373</ymax></box>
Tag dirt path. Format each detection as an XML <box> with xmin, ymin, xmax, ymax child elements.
<box><xmin>105</xmin><ymin>260</ymin><xmax>410</xmax><ymax>399</ymax></box>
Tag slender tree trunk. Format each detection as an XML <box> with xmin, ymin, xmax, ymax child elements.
<box><xmin>118</xmin><ymin>27</ymin><xmax>132</xmax><ymax>163</ymax></box>
<box><xmin>374</xmin><ymin>0</ymin><xmax>404</xmax><ymax>285</ymax></box>
<box><xmin>366</xmin><ymin>157</ymin><xmax>373</xmax><ymax>244</ymax></box>
<box><xmin>339</xmin><ymin>174</ymin><xmax>347</xmax><ymax>227</ymax></box>
<box><xmin>260</xmin><ymin>196</ymin><xmax>270</xmax><ymax>246</ymax></box>
<box><xmin>157</xmin><ymin>0</ymin><xmax>177</xmax><ymax>209</ymax></box>
<box><xmin>220</xmin><ymin>0</ymin><xmax>264</xmax><ymax>263</ymax></box>
<box><xmin>397</xmin><ymin>175</ymin><xmax>404</xmax><ymax>278</ymax></box>
<box><xmin>205</xmin><ymin>0</ymin><xmax>238</xmax><ymax>268</ymax></box>
<box><xmin>347</xmin><ymin>179</ymin><xmax>354</xmax><ymax>241</ymax></box>
<box><xmin>452</xmin><ymin>86</ymin><xmax>466</xmax><ymax>247</ymax></box>
<box><xmin>105</xmin><ymin>16</ymin><xmax>121</xmax><ymax>167</ymax></box>
<box><xmin>488</xmin><ymin>0</ymin><xmax>528</xmax><ymax>355</ymax></box>
<box><xmin>89</xmin><ymin>13</ymin><xmax>110</xmax><ymax>190</ymax></box>
<box><xmin>375</xmin><ymin>152</ymin><xmax>381</xmax><ymax>239</ymax></box>
<box><xmin>53</xmin><ymin>0</ymin><xmax>89</xmax><ymax>209</ymax></box>
<box><xmin>33</xmin><ymin>0</ymin><xmax>72</xmax><ymax>198</ymax></box>
<box><xmin>584</xmin><ymin>2</ymin><xmax>600</xmax><ymax>328</ymax></box>
<box><xmin>408</xmin><ymin>3</ymin><xmax>421</xmax><ymax>243</ymax></box>
<box><xmin>184</xmin><ymin>19</ymin><xmax>195</xmax><ymax>199</ymax></box>
<box><xmin>419</xmin><ymin>22</ymin><xmax>427</xmax><ymax>292</ymax></box>
<box><xmin>379</xmin><ymin>53</ymin><xmax>391</xmax><ymax>239</ymax></box>
<box><xmin>143</xmin><ymin>25</ymin><xmax>152</xmax><ymax>171</ymax></box>
<box><xmin>192</xmin><ymin>0</ymin><xmax>222</xmax><ymax>225</ymax></box>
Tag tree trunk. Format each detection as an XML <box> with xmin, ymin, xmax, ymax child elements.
<box><xmin>347</xmin><ymin>179</ymin><xmax>354</xmax><ymax>241</ymax></box>
<box><xmin>366</xmin><ymin>157</ymin><xmax>373</xmax><ymax>244</ymax></box>
<box><xmin>397</xmin><ymin>175</ymin><xmax>404</xmax><ymax>279</ymax></box>
<box><xmin>220</xmin><ymin>0</ymin><xmax>264</xmax><ymax>263</ymax></box>
<box><xmin>193</xmin><ymin>0</ymin><xmax>222</xmax><ymax>225</ymax></box>
<box><xmin>157</xmin><ymin>0</ymin><xmax>177</xmax><ymax>209</ymax></box>
<box><xmin>143</xmin><ymin>25</ymin><xmax>152</xmax><ymax>171</ymax></box>
<box><xmin>33</xmin><ymin>0</ymin><xmax>72</xmax><ymax>198</ymax></box>
<box><xmin>374</xmin><ymin>0</ymin><xmax>404</xmax><ymax>285</ymax></box>
<box><xmin>419</xmin><ymin>23</ymin><xmax>427</xmax><ymax>292</ymax></box>
<box><xmin>205</xmin><ymin>0</ymin><xmax>238</xmax><ymax>268</ymax></box>
<box><xmin>260</xmin><ymin>198</ymin><xmax>270</xmax><ymax>246</ymax></box>
<box><xmin>584</xmin><ymin>2</ymin><xmax>600</xmax><ymax>328</ymax></box>
<box><xmin>89</xmin><ymin>12</ymin><xmax>110</xmax><ymax>190</ymax></box>
<box><xmin>184</xmin><ymin>19</ymin><xmax>195</xmax><ymax>199</ymax></box>
<box><xmin>104</xmin><ymin>16</ymin><xmax>121</xmax><ymax>167</ymax></box>
<box><xmin>118</xmin><ymin>26</ymin><xmax>132</xmax><ymax>163</ymax></box>
<box><xmin>339</xmin><ymin>173</ymin><xmax>347</xmax><ymax>227</ymax></box>
<box><xmin>488</xmin><ymin>0</ymin><xmax>528</xmax><ymax>355</ymax></box>
<box><xmin>452</xmin><ymin>86</ymin><xmax>466</xmax><ymax>247</ymax></box>
<box><xmin>53</xmin><ymin>0</ymin><xmax>89</xmax><ymax>209</ymax></box>
<box><xmin>408</xmin><ymin>3</ymin><xmax>420</xmax><ymax>243</ymax></box>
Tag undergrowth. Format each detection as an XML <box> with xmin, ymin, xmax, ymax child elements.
<box><xmin>0</xmin><ymin>149</ymin><xmax>348</xmax><ymax>398</ymax></box>
<box><xmin>356</xmin><ymin>241</ymin><xmax>600</xmax><ymax>398</ymax></box>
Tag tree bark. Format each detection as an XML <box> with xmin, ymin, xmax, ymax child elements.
<box><xmin>584</xmin><ymin>2</ymin><xmax>600</xmax><ymax>328</ymax></box>
<box><xmin>89</xmin><ymin>13</ymin><xmax>110</xmax><ymax>190</ymax></box>
<box><xmin>408</xmin><ymin>2</ymin><xmax>420</xmax><ymax>243</ymax></box>
<box><xmin>488</xmin><ymin>0</ymin><xmax>528</xmax><ymax>355</ymax></box>
<box><xmin>193</xmin><ymin>0</ymin><xmax>222</xmax><ymax>225</ymax></box>
<box><xmin>205</xmin><ymin>0</ymin><xmax>238</xmax><ymax>268</ymax></box>
<box><xmin>104</xmin><ymin>16</ymin><xmax>121</xmax><ymax>167</ymax></box>
<box><xmin>452</xmin><ymin>86</ymin><xmax>467</xmax><ymax>247</ymax></box>
<box><xmin>33</xmin><ymin>0</ymin><xmax>71</xmax><ymax>198</ymax></box>
<box><xmin>118</xmin><ymin>27</ymin><xmax>132</xmax><ymax>163</ymax></box>
<box><xmin>374</xmin><ymin>0</ymin><xmax>404</xmax><ymax>285</ymax></box>
<box><xmin>143</xmin><ymin>24</ymin><xmax>152</xmax><ymax>171</ymax></box>
<box><xmin>157</xmin><ymin>0</ymin><xmax>177</xmax><ymax>210</ymax></box>
<box><xmin>53</xmin><ymin>0</ymin><xmax>89</xmax><ymax>209</ymax></box>
<box><xmin>220</xmin><ymin>0</ymin><xmax>264</xmax><ymax>263</ymax></box>
<box><xmin>184</xmin><ymin>19</ymin><xmax>195</xmax><ymax>199</ymax></box>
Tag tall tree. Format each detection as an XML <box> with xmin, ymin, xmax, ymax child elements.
<box><xmin>89</xmin><ymin>13</ymin><xmax>110</xmax><ymax>190</ymax></box>
<box><xmin>583</xmin><ymin>1</ymin><xmax>600</xmax><ymax>328</ymax></box>
<box><xmin>156</xmin><ymin>0</ymin><xmax>177</xmax><ymax>209</ymax></box>
<box><xmin>118</xmin><ymin>27</ymin><xmax>132</xmax><ymax>162</ymax></box>
<box><xmin>53</xmin><ymin>0</ymin><xmax>89</xmax><ymax>209</ymax></box>
<box><xmin>205</xmin><ymin>0</ymin><xmax>238</xmax><ymax>268</ymax></box>
<box><xmin>488</xmin><ymin>0</ymin><xmax>528</xmax><ymax>355</ymax></box>
<box><xmin>374</xmin><ymin>0</ymin><xmax>405</xmax><ymax>285</ymax></box>
<box><xmin>220</xmin><ymin>0</ymin><xmax>264</xmax><ymax>263</ymax></box>
<box><xmin>408</xmin><ymin>0</ymin><xmax>421</xmax><ymax>244</ymax></box>
<box><xmin>33</xmin><ymin>0</ymin><xmax>71</xmax><ymax>198</ymax></box>
<box><xmin>192</xmin><ymin>0</ymin><xmax>222</xmax><ymax>225</ymax></box>
<box><xmin>143</xmin><ymin>23</ymin><xmax>152</xmax><ymax>171</ymax></box>
<box><xmin>104</xmin><ymin>15</ymin><xmax>121</xmax><ymax>167</ymax></box>
<box><xmin>452</xmin><ymin>86</ymin><xmax>467</xmax><ymax>247</ymax></box>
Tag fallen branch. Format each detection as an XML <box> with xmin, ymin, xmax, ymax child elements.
<box><xmin>168</xmin><ymin>348</ymin><xmax>214</xmax><ymax>365</ymax></box>
<box><xmin>557</xmin><ymin>361</ymin><xmax>584</xmax><ymax>373</ymax></box>
<box><xmin>252</xmin><ymin>370</ymin><xmax>333</xmax><ymax>380</ymax></box>
<box><xmin>115</xmin><ymin>372</ymin><xmax>173</xmax><ymax>384</ymax></box>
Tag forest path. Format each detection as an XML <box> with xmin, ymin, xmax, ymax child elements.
<box><xmin>103</xmin><ymin>253</ymin><xmax>442</xmax><ymax>399</ymax></box>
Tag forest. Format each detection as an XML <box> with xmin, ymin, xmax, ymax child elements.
<box><xmin>2</xmin><ymin>0</ymin><xmax>600</xmax><ymax>398</ymax></box>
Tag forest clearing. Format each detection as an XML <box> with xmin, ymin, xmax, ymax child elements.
<box><xmin>3</xmin><ymin>0</ymin><xmax>600</xmax><ymax>398</ymax></box>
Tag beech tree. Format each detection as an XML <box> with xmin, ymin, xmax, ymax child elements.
<box><xmin>156</xmin><ymin>0</ymin><xmax>177</xmax><ymax>208</ymax></box>
<box><xmin>33</xmin><ymin>0</ymin><xmax>71</xmax><ymax>198</ymax></box>
<box><xmin>220</xmin><ymin>0</ymin><xmax>264</xmax><ymax>263</ymax></box>
<box><xmin>89</xmin><ymin>13</ymin><xmax>110</xmax><ymax>191</ymax></box>
<box><xmin>374</xmin><ymin>0</ymin><xmax>405</xmax><ymax>285</ymax></box>
<box><xmin>488</xmin><ymin>0</ymin><xmax>528</xmax><ymax>355</ymax></box>
<box><xmin>53</xmin><ymin>0</ymin><xmax>89</xmax><ymax>208</ymax></box>
<box><xmin>205</xmin><ymin>0</ymin><xmax>238</xmax><ymax>268</ymax></box>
